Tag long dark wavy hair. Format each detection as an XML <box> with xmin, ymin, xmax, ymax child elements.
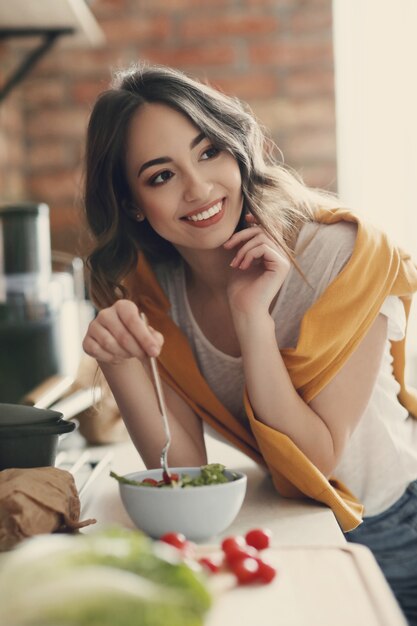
<box><xmin>84</xmin><ymin>63</ymin><xmax>334</xmax><ymax>308</ymax></box>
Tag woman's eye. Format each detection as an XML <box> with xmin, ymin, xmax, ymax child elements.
<box><xmin>149</xmin><ymin>170</ymin><xmax>173</xmax><ymax>186</ymax></box>
<box><xmin>201</xmin><ymin>145</ymin><xmax>220</xmax><ymax>160</ymax></box>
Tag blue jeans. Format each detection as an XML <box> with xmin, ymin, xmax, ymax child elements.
<box><xmin>346</xmin><ymin>479</ymin><xmax>417</xmax><ymax>626</ymax></box>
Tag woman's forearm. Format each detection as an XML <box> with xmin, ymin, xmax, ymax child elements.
<box><xmin>98</xmin><ymin>359</ymin><xmax>205</xmax><ymax>468</ymax></box>
<box><xmin>233</xmin><ymin>313</ymin><xmax>337</xmax><ymax>475</ymax></box>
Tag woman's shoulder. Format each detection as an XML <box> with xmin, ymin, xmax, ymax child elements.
<box><xmin>298</xmin><ymin>218</ymin><xmax>357</xmax><ymax>249</ymax></box>
<box><xmin>296</xmin><ymin>219</ymin><xmax>358</xmax><ymax>267</ymax></box>
<box><xmin>290</xmin><ymin>219</ymin><xmax>358</xmax><ymax>292</ymax></box>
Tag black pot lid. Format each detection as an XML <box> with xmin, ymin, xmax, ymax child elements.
<box><xmin>0</xmin><ymin>403</ymin><xmax>63</xmax><ymax>426</ymax></box>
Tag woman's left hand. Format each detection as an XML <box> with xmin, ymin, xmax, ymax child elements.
<box><xmin>224</xmin><ymin>219</ymin><xmax>291</xmax><ymax>318</ymax></box>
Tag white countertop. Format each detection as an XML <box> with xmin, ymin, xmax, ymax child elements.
<box><xmin>78</xmin><ymin>434</ymin><xmax>408</xmax><ymax>626</ymax></box>
<box><xmin>81</xmin><ymin>432</ymin><xmax>345</xmax><ymax>546</ymax></box>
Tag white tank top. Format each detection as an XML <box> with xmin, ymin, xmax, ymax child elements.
<box><xmin>154</xmin><ymin>221</ymin><xmax>417</xmax><ymax>516</ymax></box>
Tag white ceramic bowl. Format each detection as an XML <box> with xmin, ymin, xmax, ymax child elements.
<box><xmin>117</xmin><ymin>467</ymin><xmax>247</xmax><ymax>541</ymax></box>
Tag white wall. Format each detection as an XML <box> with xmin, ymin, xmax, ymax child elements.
<box><xmin>333</xmin><ymin>0</ymin><xmax>417</xmax><ymax>375</ymax></box>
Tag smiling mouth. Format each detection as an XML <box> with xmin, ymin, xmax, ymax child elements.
<box><xmin>182</xmin><ymin>199</ymin><xmax>224</xmax><ymax>224</ymax></box>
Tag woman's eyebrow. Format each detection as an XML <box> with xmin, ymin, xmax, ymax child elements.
<box><xmin>137</xmin><ymin>131</ymin><xmax>206</xmax><ymax>177</ymax></box>
<box><xmin>190</xmin><ymin>131</ymin><xmax>206</xmax><ymax>149</ymax></box>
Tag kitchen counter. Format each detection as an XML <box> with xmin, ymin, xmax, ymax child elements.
<box><xmin>81</xmin><ymin>430</ymin><xmax>345</xmax><ymax>545</ymax></box>
<box><xmin>78</xmin><ymin>433</ymin><xmax>407</xmax><ymax>626</ymax></box>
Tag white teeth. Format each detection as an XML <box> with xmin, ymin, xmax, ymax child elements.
<box><xmin>186</xmin><ymin>201</ymin><xmax>222</xmax><ymax>222</ymax></box>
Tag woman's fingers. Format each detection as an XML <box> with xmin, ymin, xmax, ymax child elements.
<box><xmin>229</xmin><ymin>232</ymin><xmax>266</xmax><ymax>267</ymax></box>
<box><xmin>237</xmin><ymin>242</ymin><xmax>284</xmax><ymax>270</ymax></box>
<box><xmin>115</xmin><ymin>301</ymin><xmax>163</xmax><ymax>356</ymax></box>
<box><xmin>82</xmin><ymin>300</ymin><xmax>164</xmax><ymax>363</ymax></box>
<box><xmin>244</xmin><ymin>213</ymin><xmax>258</xmax><ymax>226</ymax></box>
<box><xmin>86</xmin><ymin>317</ymin><xmax>134</xmax><ymax>359</ymax></box>
<box><xmin>95</xmin><ymin>306</ymin><xmax>145</xmax><ymax>358</ymax></box>
<box><xmin>82</xmin><ymin>335</ymin><xmax>125</xmax><ymax>364</ymax></box>
<box><xmin>229</xmin><ymin>231</ymin><xmax>282</xmax><ymax>269</ymax></box>
<box><xmin>224</xmin><ymin>224</ymin><xmax>263</xmax><ymax>249</ymax></box>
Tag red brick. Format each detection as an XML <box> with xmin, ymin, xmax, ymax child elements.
<box><xmin>0</xmin><ymin>134</ymin><xmax>7</xmax><ymax>164</ymax></box>
<box><xmin>50</xmin><ymin>204</ymin><xmax>81</xmax><ymax>231</ymax></box>
<box><xmin>71</xmin><ymin>78</ymin><xmax>112</xmax><ymax>105</ymax></box>
<box><xmin>0</xmin><ymin>98</ymin><xmax>24</xmax><ymax>134</ymax></box>
<box><xmin>6</xmin><ymin>37</ymin><xmax>40</xmax><ymax>53</ymax></box>
<box><xmin>249</xmin><ymin>40</ymin><xmax>334</xmax><ymax>66</ymax></box>
<box><xmin>288</xmin><ymin>9</ymin><xmax>333</xmax><ymax>35</ymax></box>
<box><xmin>100</xmin><ymin>15</ymin><xmax>171</xmax><ymax>44</ymax></box>
<box><xmin>26</xmin><ymin>108</ymin><xmax>89</xmax><ymax>140</ymax></box>
<box><xmin>50</xmin><ymin>204</ymin><xmax>87</xmax><ymax>255</ymax></box>
<box><xmin>35</xmin><ymin>48</ymin><xmax>124</xmax><ymax>77</ymax></box>
<box><xmin>212</xmin><ymin>72</ymin><xmax>279</xmax><ymax>99</ymax></box>
<box><xmin>180</xmin><ymin>13</ymin><xmax>280</xmax><ymax>40</ymax></box>
<box><xmin>93</xmin><ymin>0</ymin><xmax>130</xmax><ymax>18</ymax></box>
<box><xmin>139</xmin><ymin>43</ymin><xmax>236</xmax><ymax>68</ymax></box>
<box><xmin>24</xmin><ymin>80</ymin><xmax>67</xmax><ymax>107</ymax></box>
<box><xmin>51</xmin><ymin>229</ymin><xmax>85</xmax><ymax>256</ymax></box>
<box><xmin>296</xmin><ymin>162</ymin><xmax>337</xmax><ymax>191</ymax></box>
<box><xmin>28</xmin><ymin>142</ymin><xmax>74</xmax><ymax>171</ymax></box>
<box><xmin>284</xmin><ymin>67</ymin><xmax>335</xmax><ymax>96</ymax></box>
<box><xmin>137</xmin><ymin>0</ymin><xmax>233</xmax><ymax>10</ymax></box>
<box><xmin>4</xmin><ymin>137</ymin><xmax>24</xmax><ymax>169</ymax></box>
<box><xmin>50</xmin><ymin>202</ymin><xmax>92</xmax><ymax>256</ymax></box>
<box><xmin>245</xmin><ymin>0</ymin><xmax>291</xmax><ymax>6</ymax></box>
<box><xmin>0</xmin><ymin>169</ymin><xmax>26</xmax><ymax>199</ymax></box>
<box><xmin>253</xmin><ymin>97</ymin><xmax>335</xmax><ymax>131</ymax></box>
<box><xmin>28</xmin><ymin>169</ymin><xmax>82</xmax><ymax>204</ymax></box>
<box><xmin>298</xmin><ymin>0</ymin><xmax>333</xmax><ymax>7</ymax></box>
<box><xmin>282</xmin><ymin>127</ymin><xmax>336</xmax><ymax>163</ymax></box>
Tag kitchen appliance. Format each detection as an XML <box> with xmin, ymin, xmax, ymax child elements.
<box><xmin>0</xmin><ymin>202</ymin><xmax>90</xmax><ymax>403</ymax></box>
<box><xmin>0</xmin><ymin>402</ymin><xmax>76</xmax><ymax>470</ymax></box>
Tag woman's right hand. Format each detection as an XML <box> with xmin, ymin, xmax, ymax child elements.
<box><xmin>82</xmin><ymin>300</ymin><xmax>164</xmax><ymax>365</ymax></box>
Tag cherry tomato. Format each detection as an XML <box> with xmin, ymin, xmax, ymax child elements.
<box><xmin>162</xmin><ymin>471</ymin><xmax>180</xmax><ymax>484</ymax></box>
<box><xmin>198</xmin><ymin>556</ymin><xmax>221</xmax><ymax>573</ymax></box>
<box><xmin>232</xmin><ymin>557</ymin><xmax>260</xmax><ymax>585</ymax></box>
<box><xmin>245</xmin><ymin>528</ymin><xmax>272</xmax><ymax>551</ymax></box>
<box><xmin>256</xmin><ymin>558</ymin><xmax>277</xmax><ymax>584</ymax></box>
<box><xmin>221</xmin><ymin>535</ymin><xmax>246</xmax><ymax>556</ymax></box>
<box><xmin>159</xmin><ymin>532</ymin><xmax>187</xmax><ymax>550</ymax></box>
<box><xmin>141</xmin><ymin>477</ymin><xmax>158</xmax><ymax>486</ymax></box>
<box><xmin>224</xmin><ymin>545</ymin><xmax>259</xmax><ymax>566</ymax></box>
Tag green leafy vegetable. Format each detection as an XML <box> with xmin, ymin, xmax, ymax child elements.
<box><xmin>0</xmin><ymin>527</ymin><xmax>211</xmax><ymax>626</ymax></box>
<box><xmin>111</xmin><ymin>463</ymin><xmax>238</xmax><ymax>488</ymax></box>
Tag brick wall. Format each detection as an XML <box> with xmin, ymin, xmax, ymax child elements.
<box><xmin>0</xmin><ymin>0</ymin><xmax>336</xmax><ymax>255</ymax></box>
<box><xmin>0</xmin><ymin>44</ymin><xmax>26</xmax><ymax>202</ymax></box>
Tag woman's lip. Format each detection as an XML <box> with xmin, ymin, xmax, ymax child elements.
<box><xmin>182</xmin><ymin>202</ymin><xmax>225</xmax><ymax>228</ymax></box>
<box><xmin>182</xmin><ymin>198</ymin><xmax>224</xmax><ymax>219</ymax></box>
<box><xmin>181</xmin><ymin>198</ymin><xmax>224</xmax><ymax>228</ymax></box>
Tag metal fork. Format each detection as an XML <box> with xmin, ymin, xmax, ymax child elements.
<box><xmin>140</xmin><ymin>313</ymin><xmax>173</xmax><ymax>482</ymax></box>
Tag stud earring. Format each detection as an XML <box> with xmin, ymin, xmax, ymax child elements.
<box><xmin>135</xmin><ymin>212</ymin><xmax>145</xmax><ymax>222</ymax></box>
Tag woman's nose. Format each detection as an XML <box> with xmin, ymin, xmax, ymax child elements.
<box><xmin>183</xmin><ymin>170</ymin><xmax>213</xmax><ymax>203</ymax></box>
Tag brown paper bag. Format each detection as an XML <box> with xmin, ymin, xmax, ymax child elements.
<box><xmin>0</xmin><ymin>467</ymin><xmax>96</xmax><ymax>551</ymax></box>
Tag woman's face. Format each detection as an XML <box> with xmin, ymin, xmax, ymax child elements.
<box><xmin>125</xmin><ymin>102</ymin><xmax>243</xmax><ymax>254</ymax></box>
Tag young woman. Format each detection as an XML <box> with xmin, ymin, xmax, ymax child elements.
<box><xmin>82</xmin><ymin>64</ymin><xmax>417</xmax><ymax>623</ymax></box>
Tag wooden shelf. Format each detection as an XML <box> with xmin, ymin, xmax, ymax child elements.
<box><xmin>0</xmin><ymin>0</ymin><xmax>105</xmax><ymax>101</ymax></box>
<box><xmin>0</xmin><ymin>0</ymin><xmax>105</xmax><ymax>48</ymax></box>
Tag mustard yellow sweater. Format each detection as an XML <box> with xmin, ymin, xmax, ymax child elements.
<box><xmin>125</xmin><ymin>208</ymin><xmax>417</xmax><ymax>532</ymax></box>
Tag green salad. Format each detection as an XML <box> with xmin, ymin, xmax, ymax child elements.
<box><xmin>111</xmin><ymin>463</ymin><xmax>238</xmax><ymax>488</ymax></box>
<box><xmin>0</xmin><ymin>527</ymin><xmax>211</xmax><ymax>626</ymax></box>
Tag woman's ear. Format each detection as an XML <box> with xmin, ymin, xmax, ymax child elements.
<box><xmin>122</xmin><ymin>198</ymin><xmax>145</xmax><ymax>222</ymax></box>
